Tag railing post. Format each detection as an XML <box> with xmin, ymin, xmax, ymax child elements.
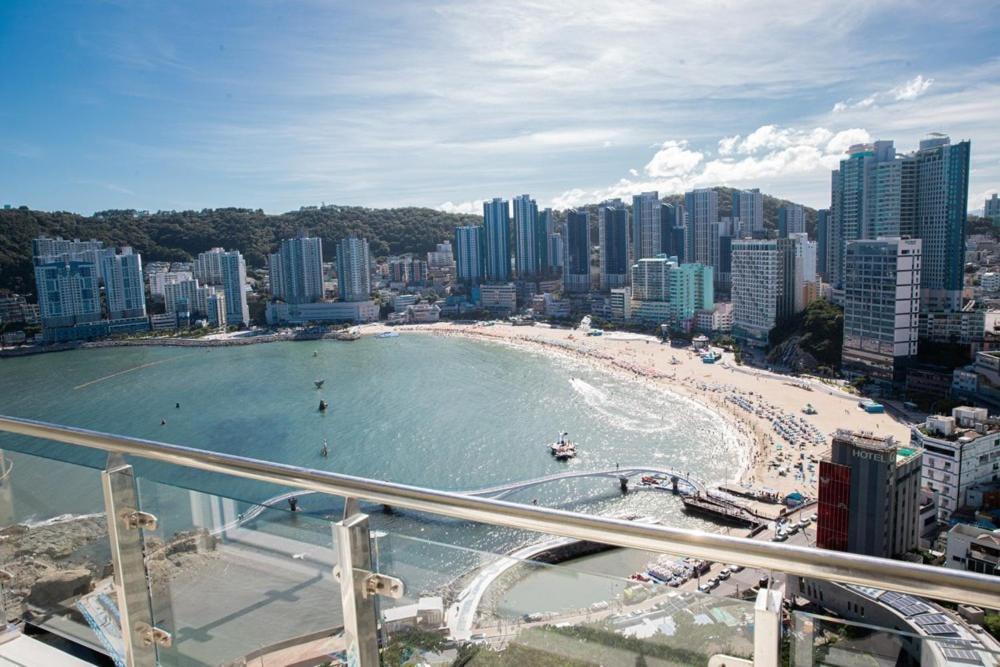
<box><xmin>334</xmin><ymin>500</ymin><xmax>381</xmax><ymax>667</ymax></box>
<box><xmin>102</xmin><ymin>455</ymin><xmax>160</xmax><ymax>667</ymax></box>
<box><xmin>754</xmin><ymin>587</ymin><xmax>783</xmax><ymax>667</ymax></box>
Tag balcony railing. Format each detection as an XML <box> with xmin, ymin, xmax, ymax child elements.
<box><xmin>0</xmin><ymin>414</ymin><xmax>997</xmax><ymax>666</ymax></box>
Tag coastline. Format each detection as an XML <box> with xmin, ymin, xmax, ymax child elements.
<box><xmin>360</xmin><ymin>321</ymin><xmax>913</xmax><ymax>501</ymax></box>
<box><xmin>381</xmin><ymin>323</ymin><xmax>756</xmax><ymax>487</ymax></box>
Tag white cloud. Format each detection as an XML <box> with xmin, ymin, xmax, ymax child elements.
<box><xmin>891</xmin><ymin>75</ymin><xmax>934</xmax><ymax>101</ymax></box>
<box><xmin>551</xmin><ymin>124</ymin><xmax>872</xmax><ymax>208</ymax></box>
<box><xmin>628</xmin><ymin>168</ymin><xmax>639</xmax><ymax>177</ymax></box>
<box><xmin>833</xmin><ymin>75</ymin><xmax>934</xmax><ymax>112</ymax></box>
<box><xmin>438</xmin><ymin>200</ymin><xmax>484</xmax><ymax>215</ymax></box>
<box><xmin>643</xmin><ymin>140</ymin><xmax>704</xmax><ymax>178</ymax></box>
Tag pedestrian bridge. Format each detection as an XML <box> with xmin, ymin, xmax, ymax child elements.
<box><xmin>463</xmin><ymin>466</ymin><xmax>705</xmax><ymax>499</ymax></box>
<box><xmin>239</xmin><ymin>466</ymin><xmax>705</xmax><ymax>525</ymax></box>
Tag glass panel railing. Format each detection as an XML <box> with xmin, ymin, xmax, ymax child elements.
<box><xmin>789</xmin><ymin>609</ymin><xmax>1000</xmax><ymax>667</ymax></box>
<box><xmin>132</xmin><ymin>471</ymin><xmax>347</xmax><ymax>666</ymax></box>
<box><xmin>0</xmin><ymin>448</ymin><xmax>112</xmax><ymax>657</ymax></box>
<box><xmin>373</xmin><ymin>528</ymin><xmax>758</xmax><ymax>666</ymax></box>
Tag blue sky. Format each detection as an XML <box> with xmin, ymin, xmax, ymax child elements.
<box><xmin>1</xmin><ymin>0</ymin><xmax>999</xmax><ymax>215</ymax></box>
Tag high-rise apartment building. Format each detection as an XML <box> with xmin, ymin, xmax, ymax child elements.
<box><xmin>732</xmin><ymin>188</ymin><xmax>764</xmax><ymax>236</ymax></box>
<box><xmin>427</xmin><ymin>241</ymin><xmax>454</xmax><ymax>270</ymax></box>
<box><xmin>778</xmin><ymin>204</ymin><xmax>805</xmax><ymax>237</ymax></box>
<box><xmin>631</xmin><ymin>191</ymin><xmax>663</xmax><ymax>262</ymax></box>
<box><xmin>32</xmin><ymin>237</ymin><xmax>149</xmax><ymax>341</ymax></box>
<box><xmin>336</xmin><ymin>237</ymin><xmax>372</xmax><ymax>303</ymax></box>
<box><xmin>660</xmin><ymin>203</ymin><xmax>684</xmax><ymax>260</ymax></box>
<box><xmin>817</xmin><ymin>430</ymin><xmax>922</xmax><ymax>559</ymax></box>
<box><xmin>513</xmin><ymin>194</ymin><xmax>544</xmax><ymax>278</ymax></box>
<box><xmin>164</xmin><ymin>279</ymin><xmax>227</xmax><ymax>328</ymax></box>
<box><xmin>598</xmin><ymin>200</ymin><xmax>629</xmax><ymax>290</ymax></box>
<box><xmin>913</xmin><ymin>136</ymin><xmax>969</xmax><ymax>314</ymax></box>
<box><xmin>731</xmin><ymin>238</ymin><xmax>795</xmax><ymax>345</ymax></box>
<box><xmin>829</xmin><ymin>141</ymin><xmax>898</xmax><ymax>292</ymax></box>
<box><xmin>788</xmin><ymin>233</ymin><xmax>817</xmax><ymax>312</ymax></box>
<box><xmin>685</xmin><ymin>189</ymin><xmax>718</xmax><ymax>266</ymax></box>
<box><xmin>547</xmin><ymin>233</ymin><xmax>563</xmax><ymax>271</ymax></box>
<box><xmin>829</xmin><ymin>136</ymin><xmax>969</xmax><ymax>315</ymax></box>
<box><xmin>563</xmin><ymin>210</ymin><xmax>590</xmax><ymax>293</ymax></box>
<box><xmin>986</xmin><ymin>193</ymin><xmax>1000</xmax><ymax>223</ymax></box>
<box><xmin>149</xmin><ymin>270</ymin><xmax>193</xmax><ymax>298</ymax></box>
<box><xmin>269</xmin><ymin>235</ymin><xmax>324</xmax><ymax>304</ymax></box>
<box><xmin>195</xmin><ymin>248</ymin><xmax>249</xmax><ymax>325</ymax></box>
<box><xmin>630</xmin><ymin>255</ymin><xmax>713</xmax><ymax>326</ymax></box>
<box><xmin>816</xmin><ymin>209</ymin><xmax>830</xmax><ymax>279</ymax></box>
<box><xmin>101</xmin><ymin>247</ymin><xmax>146</xmax><ymax>320</ymax></box>
<box><xmin>34</xmin><ymin>258</ymin><xmax>103</xmax><ymax>329</ymax></box>
<box><xmin>841</xmin><ymin>238</ymin><xmax>921</xmax><ymax>387</ymax></box>
<box><xmin>455</xmin><ymin>226</ymin><xmax>486</xmax><ymax>284</ymax></box>
<box><xmin>483</xmin><ymin>198</ymin><xmax>511</xmax><ymax>282</ymax></box>
<box><xmin>540</xmin><ymin>207</ymin><xmax>560</xmax><ymax>274</ymax></box>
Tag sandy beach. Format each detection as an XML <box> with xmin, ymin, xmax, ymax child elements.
<box><xmin>359</xmin><ymin>321</ymin><xmax>913</xmax><ymax>500</ymax></box>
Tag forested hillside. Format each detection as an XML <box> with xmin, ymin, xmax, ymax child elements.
<box><xmin>0</xmin><ymin>187</ymin><xmax>824</xmax><ymax>295</ymax></box>
<box><xmin>0</xmin><ymin>206</ymin><xmax>479</xmax><ymax>295</ymax></box>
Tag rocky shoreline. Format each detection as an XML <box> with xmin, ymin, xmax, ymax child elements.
<box><xmin>0</xmin><ymin>329</ymin><xmax>360</xmax><ymax>358</ymax></box>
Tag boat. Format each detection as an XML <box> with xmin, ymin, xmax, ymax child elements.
<box><xmin>318</xmin><ymin>400</ymin><xmax>329</xmax><ymax>412</ymax></box>
<box><xmin>548</xmin><ymin>431</ymin><xmax>577</xmax><ymax>460</ymax></box>
<box><xmin>312</xmin><ymin>351</ymin><xmax>319</xmax><ymax>357</ymax></box>
<box><xmin>376</xmin><ymin>331</ymin><xmax>400</xmax><ymax>339</ymax></box>
<box><xmin>314</xmin><ymin>379</ymin><xmax>325</xmax><ymax>389</ymax></box>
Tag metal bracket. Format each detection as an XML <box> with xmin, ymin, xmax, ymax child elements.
<box><xmin>333</xmin><ymin>567</ymin><xmax>404</xmax><ymax>600</ymax></box>
<box><xmin>120</xmin><ymin>510</ymin><xmax>158</xmax><ymax>531</ymax></box>
<box><xmin>708</xmin><ymin>657</ymin><xmax>753</xmax><ymax>667</ymax></box>
<box><xmin>135</xmin><ymin>622</ymin><xmax>172</xmax><ymax>648</ymax></box>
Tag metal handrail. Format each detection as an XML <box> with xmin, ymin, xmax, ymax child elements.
<box><xmin>1</xmin><ymin>415</ymin><xmax>998</xmax><ymax>610</ymax></box>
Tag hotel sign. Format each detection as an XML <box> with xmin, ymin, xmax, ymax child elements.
<box><xmin>852</xmin><ymin>448</ymin><xmax>887</xmax><ymax>462</ymax></box>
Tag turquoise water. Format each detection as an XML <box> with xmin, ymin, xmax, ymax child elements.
<box><xmin>0</xmin><ymin>334</ymin><xmax>742</xmax><ymax>662</ymax></box>
<box><xmin>0</xmin><ymin>333</ymin><xmax>740</xmax><ymax>563</ymax></box>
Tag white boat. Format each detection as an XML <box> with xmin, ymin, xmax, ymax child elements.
<box><xmin>376</xmin><ymin>331</ymin><xmax>400</xmax><ymax>339</ymax></box>
<box><xmin>548</xmin><ymin>431</ymin><xmax>577</xmax><ymax>460</ymax></box>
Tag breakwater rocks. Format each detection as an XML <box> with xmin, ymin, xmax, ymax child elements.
<box><xmin>0</xmin><ymin>329</ymin><xmax>360</xmax><ymax>357</ymax></box>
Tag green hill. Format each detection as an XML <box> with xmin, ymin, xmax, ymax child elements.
<box><xmin>0</xmin><ymin>206</ymin><xmax>479</xmax><ymax>295</ymax></box>
<box><xmin>0</xmin><ymin>186</ymin><xmax>820</xmax><ymax>296</ymax></box>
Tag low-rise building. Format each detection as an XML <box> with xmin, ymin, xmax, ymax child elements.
<box><xmin>149</xmin><ymin>312</ymin><xmax>180</xmax><ymax>331</ymax></box>
<box><xmin>265</xmin><ymin>300</ymin><xmax>378</xmax><ymax>324</ymax></box>
<box><xmin>609</xmin><ymin>287</ymin><xmax>631</xmax><ymax>323</ymax></box>
<box><xmin>694</xmin><ymin>302</ymin><xmax>733</xmax><ymax>333</ymax></box>
<box><xmin>406</xmin><ymin>303</ymin><xmax>440</xmax><ymax>323</ymax></box>
<box><xmin>945</xmin><ymin>523</ymin><xmax>1000</xmax><ymax>576</ymax></box>
<box><xmin>479</xmin><ymin>283</ymin><xmax>517</xmax><ymax>314</ymax></box>
<box><xmin>381</xmin><ymin>597</ymin><xmax>445</xmax><ymax>634</ymax></box>
<box><xmin>912</xmin><ymin>406</ymin><xmax>1000</xmax><ymax>521</ymax></box>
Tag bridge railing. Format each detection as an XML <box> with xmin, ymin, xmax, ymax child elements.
<box><xmin>0</xmin><ymin>415</ymin><xmax>998</xmax><ymax>667</ymax></box>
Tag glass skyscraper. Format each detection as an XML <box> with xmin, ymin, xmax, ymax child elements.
<box><xmin>598</xmin><ymin>200</ymin><xmax>629</xmax><ymax>290</ymax></box>
<box><xmin>563</xmin><ymin>210</ymin><xmax>590</xmax><ymax>293</ymax></box>
<box><xmin>482</xmin><ymin>198</ymin><xmax>511</xmax><ymax>283</ymax></box>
